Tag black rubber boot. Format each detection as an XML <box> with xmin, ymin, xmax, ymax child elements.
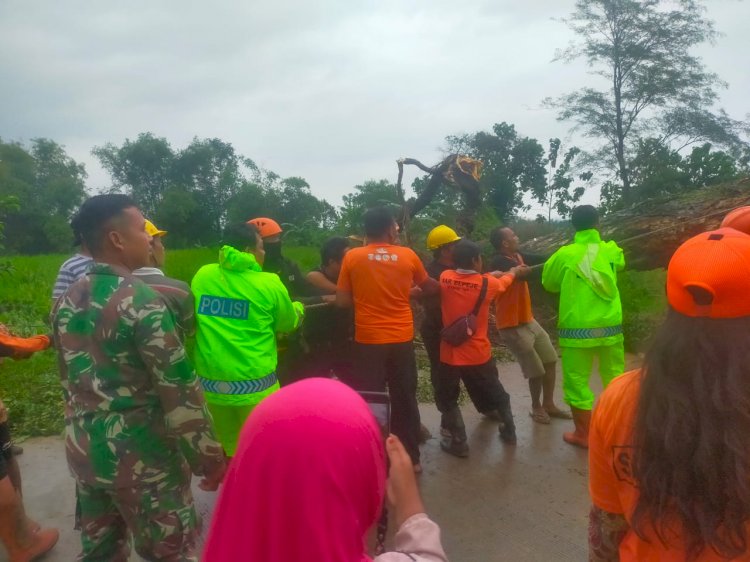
<box><xmin>498</xmin><ymin>395</ymin><xmax>517</xmax><ymax>445</ymax></box>
<box><xmin>440</xmin><ymin>407</ymin><xmax>469</xmax><ymax>458</ymax></box>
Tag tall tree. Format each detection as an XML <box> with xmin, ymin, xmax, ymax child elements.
<box><xmin>531</xmin><ymin>139</ymin><xmax>591</xmax><ymax>220</ymax></box>
<box><xmin>548</xmin><ymin>0</ymin><xmax>748</xmax><ymax>204</ymax></box>
<box><xmin>93</xmin><ymin>133</ymin><xmax>175</xmax><ymax>217</ymax></box>
<box><xmin>173</xmin><ymin>137</ymin><xmax>245</xmax><ymax>240</ymax></box>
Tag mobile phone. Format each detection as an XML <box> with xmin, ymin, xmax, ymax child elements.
<box><xmin>358</xmin><ymin>391</ymin><xmax>390</xmax><ymax>438</ymax></box>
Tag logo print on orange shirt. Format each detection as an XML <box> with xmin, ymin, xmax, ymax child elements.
<box><xmin>368</xmin><ymin>248</ymin><xmax>399</xmax><ymax>262</ymax></box>
<box><xmin>611</xmin><ymin>446</ymin><xmax>636</xmax><ymax>486</ymax></box>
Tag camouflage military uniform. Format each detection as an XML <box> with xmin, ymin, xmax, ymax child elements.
<box><xmin>52</xmin><ymin>263</ymin><xmax>224</xmax><ymax>562</ymax></box>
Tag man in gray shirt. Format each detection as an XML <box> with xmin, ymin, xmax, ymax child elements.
<box><xmin>133</xmin><ymin>220</ymin><xmax>195</xmax><ymax>341</ymax></box>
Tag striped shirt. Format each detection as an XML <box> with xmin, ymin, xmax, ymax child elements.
<box><xmin>51</xmin><ymin>254</ymin><xmax>94</xmax><ymax>301</ymax></box>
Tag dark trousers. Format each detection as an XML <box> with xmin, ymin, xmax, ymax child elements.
<box><xmin>347</xmin><ymin>341</ymin><xmax>421</xmax><ymax>465</ymax></box>
<box><xmin>422</xmin><ymin>327</ymin><xmax>501</xmax><ymax>416</ymax></box>
<box><xmin>436</xmin><ymin>360</ymin><xmax>514</xmax><ymax>428</ymax></box>
<box><xmin>421</xmin><ymin>326</ymin><xmax>444</xmax><ymax>404</ymax></box>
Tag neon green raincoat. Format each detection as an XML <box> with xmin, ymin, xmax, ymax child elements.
<box><xmin>191</xmin><ymin>245</ymin><xmax>303</xmax><ymax>406</ymax></box>
<box><xmin>542</xmin><ymin>229</ymin><xmax>625</xmax><ymax>348</ymax></box>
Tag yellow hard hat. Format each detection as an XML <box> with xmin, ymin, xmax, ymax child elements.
<box><xmin>145</xmin><ymin>219</ymin><xmax>167</xmax><ymax>237</ymax></box>
<box><xmin>426</xmin><ymin>225</ymin><xmax>461</xmax><ymax>251</ymax></box>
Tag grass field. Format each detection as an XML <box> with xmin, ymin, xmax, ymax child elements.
<box><xmin>0</xmin><ymin>246</ymin><xmax>319</xmax><ymax>438</ymax></box>
<box><xmin>0</xmin><ymin>246</ymin><xmax>667</xmax><ymax>438</ymax></box>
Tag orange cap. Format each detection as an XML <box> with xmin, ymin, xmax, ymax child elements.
<box><xmin>247</xmin><ymin>217</ymin><xmax>282</xmax><ymax>238</ymax></box>
<box><xmin>667</xmin><ymin>228</ymin><xmax>750</xmax><ymax>319</ymax></box>
<box><xmin>721</xmin><ymin>206</ymin><xmax>750</xmax><ymax>235</ymax></box>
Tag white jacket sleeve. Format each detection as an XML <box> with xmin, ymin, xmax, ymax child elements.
<box><xmin>374</xmin><ymin>513</ymin><xmax>448</xmax><ymax>562</ymax></box>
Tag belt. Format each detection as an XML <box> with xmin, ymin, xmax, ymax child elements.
<box><xmin>199</xmin><ymin>372</ymin><xmax>278</xmax><ymax>395</ymax></box>
<box><xmin>558</xmin><ymin>326</ymin><xmax>623</xmax><ymax>339</ymax></box>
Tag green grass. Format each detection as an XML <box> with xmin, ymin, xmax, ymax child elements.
<box><xmin>619</xmin><ymin>268</ymin><xmax>668</xmax><ymax>352</ymax></box>
<box><xmin>0</xmin><ymin>246</ymin><xmax>320</xmax><ymax>438</ymax></box>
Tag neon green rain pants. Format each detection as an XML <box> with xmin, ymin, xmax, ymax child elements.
<box><xmin>560</xmin><ymin>344</ymin><xmax>625</xmax><ymax>410</ymax></box>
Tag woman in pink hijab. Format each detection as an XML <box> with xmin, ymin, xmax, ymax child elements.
<box><xmin>202</xmin><ymin>378</ymin><xmax>448</xmax><ymax>562</ymax></box>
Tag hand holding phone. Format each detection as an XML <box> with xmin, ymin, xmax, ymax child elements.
<box><xmin>358</xmin><ymin>391</ymin><xmax>390</xmax><ymax>438</ymax></box>
<box><xmin>385</xmin><ymin>435</ymin><xmax>425</xmax><ymax>528</ymax></box>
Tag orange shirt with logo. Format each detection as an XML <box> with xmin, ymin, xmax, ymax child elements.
<box><xmin>439</xmin><ymin>270</ymin><xmax>515</xmax><ymax>366</ymax></box>
<box><xmin>590</xmin><ymin>370</ymin><xmax>746</xmax><ymax>561</ymax></box>
<box><xmin>491</xmin><ymin>253</ymin><xmax>533</xmax><ymax>329</ymax></box>
<box><xmin>337</xmin><ymin>244</ymin><xmax>428</xmax><ymax>344</ymax></box>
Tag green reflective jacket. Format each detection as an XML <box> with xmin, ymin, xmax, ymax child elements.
<box><xmin>542</xmin><ymin>229</ymin><xmax>625</xmax><ymax>348</ymax></box>
<box><xmin>191</xmin><ymin>246</ymin><xmax>303</xmax><ymax>406</ymax></box>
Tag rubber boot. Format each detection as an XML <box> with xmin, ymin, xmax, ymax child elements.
<box><xmin>498</xmin><ymin>395</ymin><xmax>517</xmax><ymax>445</ymax></box>
<box><xmin>562</xmin><ymin>407</ymin><xmax>591</xmax><ymax>448</ymax></box>
<box><xmin>0</xmin><ymin>479</ymin><xmax>59</xmax><ymax>562</ymax></box>
<box><xmin>439</xmin><ymin>408</ymin><xmax>469</xmax><ymax>458</ymax></box>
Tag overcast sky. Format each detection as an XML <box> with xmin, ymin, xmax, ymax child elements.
<box><xmin>1</xmin><ymin>0</ymin><xmax>748</xmax><ymax>214</ymax></box>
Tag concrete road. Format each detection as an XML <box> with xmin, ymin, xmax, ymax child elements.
<box><xmin>4</xmin><ymin>357</ymin><xmax>638</xmax><ymax>561</ymax></box>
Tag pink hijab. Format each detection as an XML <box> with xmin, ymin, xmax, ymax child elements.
<box><xmin>202</xmin><ymin>378</ymin><xmax>387</xmax><ymax>562</ymax></box>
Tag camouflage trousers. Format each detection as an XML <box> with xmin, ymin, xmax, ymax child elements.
<box><xmin>76</xmin><ymin>473</ymin><xmax>198</xmax><ymax>562</ymax></box>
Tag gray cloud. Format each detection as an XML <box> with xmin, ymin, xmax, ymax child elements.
<box><xmin>1</xmin><ymin>0</ymin><xmax>747</xmax><ymax>212</ymax></box>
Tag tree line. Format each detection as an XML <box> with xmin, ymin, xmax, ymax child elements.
<box><xmin>2</xmin><ymin>0</ymin><xmax>748</xmax><ymax>255</ymax></box>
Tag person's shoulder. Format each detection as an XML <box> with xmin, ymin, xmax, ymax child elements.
<box><xmin>192</xmin><ymin>263</ymin><xmax>220</xmax><ymax>281</ymax></box>
<box><xmin>598</xmin><ymin>369</ymin><xmax>642</xmax><ymax>412</ymax></box>
<box><xmin>393</xmin><ymin>245</ymin><xmax>419</xmax><ymax>258</ymax></box>
<box><xmin>439</xmin><ymin>268</ymin><xmax>456</xmax><ymax>281</ymax></box>
<box><xmin>486</xmin><ymin>273</ymin><xmax>503</xmax><ymax>288</ymax></box>
<box><xmin>148</xmin><ymin>275</ymin><xmax>192</xmax><ymax>297</ymax></box>
<box><xmin>345</xmin><ymin>246</ymin><xmax>368</xmax><ymax>259</ymax></box>
<box><xmin>602</xmin><ymin>239</ymin><xmax>623</xmax><ymax>251</ymax></box>
<box><xmin>489</xmin><ymin>253</ymin><xmax>514</xmax><ymax>271</ymax></box>
<box><xmin>251</xmin><ymin>270</ymin><xmax>289</xmax><ymax>292</ymax></box>
<box><xmin>59</xmin><ymin>253</ymin><xmax>88</xmax><ymax>271</ymax></box>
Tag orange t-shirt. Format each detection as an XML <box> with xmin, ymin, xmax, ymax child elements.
<box><xmin>492</xmin><ymin>253</ymin><xmax>533</xmax><ymax>329</ymax></box>
<box><xmin>337</xmin><ymin>244</ymin><xmax>428</xmax><ymax>344</ymax></box>
<box><xmin>589</xmin><ymin>370</ymin><xmax>748</xmax><ymax>561</ymax></box>
<box><xmin>439</xmin><ymin>270</ymin><xmax>515</xmax><ymax>366</ymax></box>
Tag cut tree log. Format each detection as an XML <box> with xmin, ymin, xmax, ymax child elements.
<box><xmin>522</xmin><ymin>178</ymin><xmax>750</xmax><ymax>271</ymax></box>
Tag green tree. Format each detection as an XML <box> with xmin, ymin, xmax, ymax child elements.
<box><xmin>0</xmin><ymin>139</ymin><xmax>87</xmax><ymax>254</ymax></box>
<box><xmin>548</xmin><ymin>0</ymin><xmax>748</xmax><ymax>205</ymax></box>
<box><xmin>173</xmin><ymin>138</ymin><xmax>245</xmax><ymax>241</ymax></box>
<box><xmin>446</xmin><ymin>123</ymin><xmax>547</xmax><ymax>220</ymax></box>
<box><xmin>338</xmin><ymin>179</ymin><xmax>401</xmax><ymax>233</ymax></box>
<box><xmin>93</xmin><ymin>133</ymin><xmax>175</xmax><ymax>218</ymax></box>
<box><xmin>603</xmin><ymin>138</ymin><xmax>743</xmax><ymax>209</ymax></box>
<box><xmin>681</xmin><ymin>143</ymin><xmax>739</xmax><ymax>187</ymax></box>
<box><xmin>531</xmin><ymin>139</ymin><xmax>591</xmax><ymax>220</ymax></box>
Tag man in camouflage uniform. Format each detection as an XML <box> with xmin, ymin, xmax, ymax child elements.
<box><xmin>52</xmin><ymin>194</ymin><xmax>225</xmax><ymax>562</ymax></box>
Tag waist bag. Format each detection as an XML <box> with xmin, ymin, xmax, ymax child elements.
<box><xmin>441</xmin><ymin>276</ymin><xmax>488</xmax><ymax>347</ymax></box>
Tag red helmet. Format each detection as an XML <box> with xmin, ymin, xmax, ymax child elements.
<box><xmin>721</xmin><ymin>206</ymin><xmax>750</xmax><ymax>236</ymax></box>
<box><xmin>247</xmin><ymin>217</ymin><xmax>283</xmax><ymax>238</ymax></box>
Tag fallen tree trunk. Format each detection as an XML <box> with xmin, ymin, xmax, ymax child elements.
<box><xmin>522</xmin><ymin>178</ymin><xmax>750</xmax><ymax>271</ymax></box>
